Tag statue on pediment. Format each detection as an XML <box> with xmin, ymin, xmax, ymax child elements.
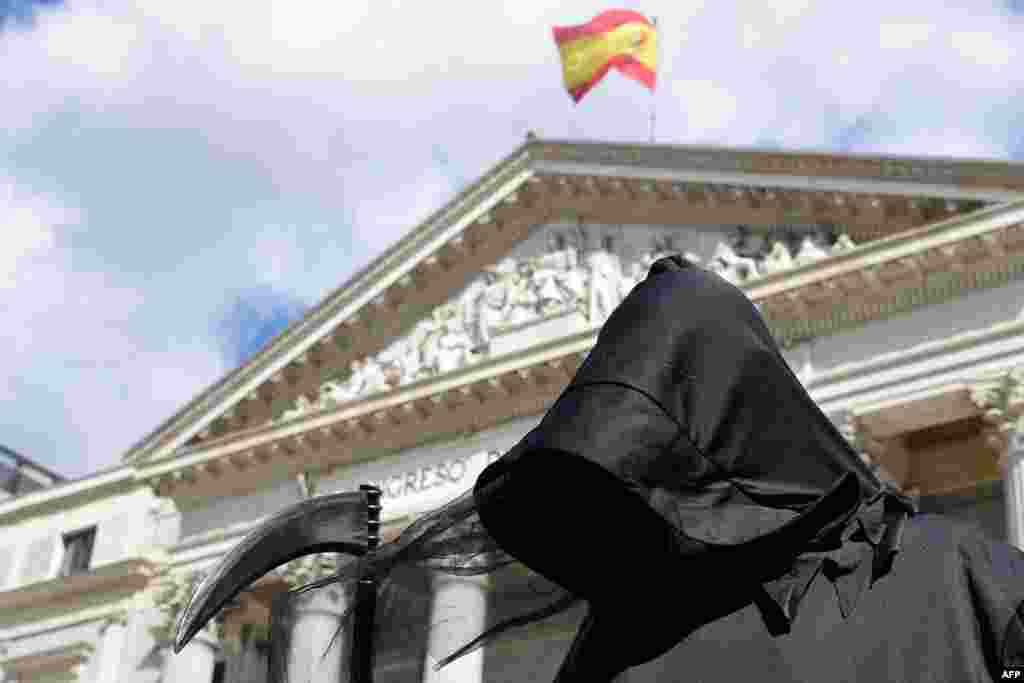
<box><xmin>378</xmin><ymin>336</ymin><xmax>421</xmax><ymax>387</ymax></box>
<box><xmin>588</xmin><ymin>236</ymin><xmax>624</xmax><ymax>323</ymax></box>
<box><xmin>794</xmin><ymin>235</ymin><xmax>830</xmax><ymax>266</ymax></box>
<box><xmin>318</xmin><ymin>362</ymin><xmax>352</xmax><ymax>405</ymax></box>
<box><xmin>730</xmin><ymin>225</ymin><xmax>767</xmax><ymax>257</ymax></box>
<box><xmin>424</xmin><ymin>318</ymin><xmax>474</xmax><ymax>374</ymax></box>
<box><xmin>831</xmin><ymin>233</ymin><xmax>857</xmax><ymax>253</ymax></box>
<box><xmin>708</xmin><ymin>241</ymin><xmax>759</xmax><ymax>284</ymax></box>
<box><xmin>320</xmin><ymin>357</ymin><xmax>391</xmax><ymax>404</ymax></box>
<box><xmin>471</xmin><ymin>268</ymin><xmax>511</xmax><ymax>351</ymax></box>
<box><xmin>507</xmin><ymin>261</ymin><xmax>541</xmax><ymax>325</ymax></box>
<box><xmin>533</xmin><ymin>232</ymin><xmax>586</xmax><ymax>314</ymax></box>
<box><xmin>538</xmin><ymin>232</ymin><xmax>580</xmax><ymax>271</ymax></box>
<box><xmin>280</xmin><ymin>394</ymin><xmax>315</xmax><ymax>422</ymax></box>
<box><xmin>649</xmin><ymin>234</ymin><xmax>678</xmax><ymax>263</ymax></box>
<box><xmin>533</xmin><ymin>262</ymin><xmax>573</xmax><ymax>313</ymax></box>
<box><xmin>616</xmin><ymin>233</ymin><xmax>682</xmax><ymax>299</ymax></box>
<box><xmin>761</xmin><ymin>241</ymin><xmax>794</xmax><ymax>275</ymax></box>
<box><xmin>322</xmin><ymin>360</ymin><xmax>366</xmax><ymax>405</ymax></box>
<box><xmin>359</xmin><ymin>357</ymin><xmax>390</xmax><ymax>395</ymax></box>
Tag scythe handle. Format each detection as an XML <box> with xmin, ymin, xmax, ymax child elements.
<box><xmin>352</xmin><ymin>484</ymin><xmax>382</xmax><ymax>683</ymax></box>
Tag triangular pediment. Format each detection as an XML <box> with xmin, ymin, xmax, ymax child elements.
<box><xmin>123</xmin><ymin>137</ymin><xmax>1024</xmax><ymax>468</ymax></box>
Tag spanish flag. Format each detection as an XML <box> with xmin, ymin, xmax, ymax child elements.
<box><xmin>553</xmin><ymin>10</ymin><xmax>657</xmax><ymax>104</ymax></box>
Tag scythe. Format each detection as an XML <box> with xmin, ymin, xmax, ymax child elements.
<box><xmin>173</xmin><ymin>485</ymin><xmax>382</xmax><ymax>683</ymax></box>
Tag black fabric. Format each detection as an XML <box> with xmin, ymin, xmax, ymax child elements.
<box><xmin>473</xmin><ymin>254</ymin><xmax>914</xmax><ymax>671</ymax></box>
<box><xmin>627</xmin><ymin>514</ymin><xmax>1024</xmax><ymax>682</ymax></box>
<box><xmin>252</xmin><ymin>253</ymin><xmax>1024</xmax><ymax>682</ymax></box>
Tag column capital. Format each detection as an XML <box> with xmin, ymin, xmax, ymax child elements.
<box><xmin>968</xmin><ymin>367</ymin><xmax>1024</xmax><ymax>455</ymax></box>
<box><xmin>431</xmin><ymin>569</ymin><xmax>493</xmax><ymax>591</ymax></box>
<box><xmin>838</xmin><ymin>412</ymin><xmax>886</xmax><ymax>464</ymax></box>
<box><xmin>1004</xmin><ymin>420</ymin><xmax>1024</xmax><ymax>465</ymax></box>
<box><xmin>836</xmin><ymin>412</ymin><xmax>906</xmax><ymax>490</ymax></box>
<box><xmin>286</xmin><ymin>583</ymin><xmax>348</xmax><ymax>618</ymax></box>
<box><xmin>429</xmin><ymin>552</ymin><xmax>496</xmax><ymax>590</ymax></box>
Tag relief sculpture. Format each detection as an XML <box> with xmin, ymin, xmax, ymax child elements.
<box><xmin>273</xmin><ymin>226</ymin><xmax>858</xmax><ymax>423</ymax></box>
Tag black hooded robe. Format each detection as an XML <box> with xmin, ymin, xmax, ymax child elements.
<box><xmin>472</xmin><ymin>254</ymin><xmax>1024</xmax><ymax>681</ymax></box>
<box><xmin>178</xmin><ymin>254</ymin><xmax>1024</xmax><ymax>683</ymax></box>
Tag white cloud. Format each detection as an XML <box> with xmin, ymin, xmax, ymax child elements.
<box><xmin>878</xmin><ymin>22</ymin><xmax>937</xmax><ymax>51</ymax></box>
<box><xmin>0</xmin><ymin>177</ymin><xmax>69</xmax><ymax>290</ymax></box>
<box><xmin>949</xmin><ymin>30</ymin><xmax>1016</xmax><ymax>71</ymax></box>
<box><xmin>36</xmin><ymin>5</ymin><xmax>146</xmax><ymax>78</ymax></box>
<box><xmin>2</xmin><ymin>0</ymin><xmax>1024</xmax><ymax>477</ymax></box>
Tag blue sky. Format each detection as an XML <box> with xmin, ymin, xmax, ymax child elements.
<box><xmin>2</xmin><ymin>0</ymin><xmax>1023</xmax><ymax>479</ymax></box>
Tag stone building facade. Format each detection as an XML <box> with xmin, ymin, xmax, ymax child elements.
<box><xmin>2</xmin><ymin>137</ymin><xmax>1024</xmax><ymax>682</ymax></box>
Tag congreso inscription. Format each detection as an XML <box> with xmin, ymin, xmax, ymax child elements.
<box><xmin>365</xmin><ymin>449</ymin><xmax>503</xmax><ymax>501</ymax></box>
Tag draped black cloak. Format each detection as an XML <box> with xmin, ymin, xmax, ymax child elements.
<box><xmin>472</xmin><ymin>253</ymin><xmax>918</xmax><ymax>678</ymax></box>
<box><xmin>176</xmin><ymin>254</ymin><xmax>1024</xmax><ymax>682</ymax></box>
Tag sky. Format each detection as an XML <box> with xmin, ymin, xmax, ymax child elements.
<box><xmin>2</xmin><ymin>0</ymin><xmax>1023</xmax><ymax>480</ymax></box>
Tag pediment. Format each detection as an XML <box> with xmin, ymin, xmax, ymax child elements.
<box><xmin>269</xmin><ymin>221</ymin><xmax>865</xmax><ymax>426</ymax></box>
<box><xmin>124</xmin><ymin>136</ymin><xmax>1023</xmax><ymax>468</ymax></box>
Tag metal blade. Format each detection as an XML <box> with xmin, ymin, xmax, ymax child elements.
<box><xmin>173</xmin><ymin>490</ymin><xmax>368</xmax><ymax>652</ymax></box>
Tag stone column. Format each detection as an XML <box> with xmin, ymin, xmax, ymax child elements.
<box><xmin>0</xmin><ymin>641</ymin><xmax>10</xmax><ymax>683</ymax></box>
<box><xmin>95</xmin><ymin>612</ymin><xmax>129</xmax><ymax>683</ymax></box>
<box><xmin>971</xmin><ymin>368</ymin><xmax>1024</xmax><ymax>549</ymax></box>
<box><xmin>162</xmin><ymin>626</ymin><xmax>218</xmax><ymax>683</ymax></box>
<box><xmin>285</xmin><ymin>585</ymin><xmax>347</xmax><ymax>683</ymax></box>
<box><xmin>1002</xmin><ymin>436</ymin><xmax>1024</xmax><ymax>550</ymax></box>
<box><xmin>422</xmin><ymin>572</ymin><xmax>489</xmax><ymax>683</ymax></box>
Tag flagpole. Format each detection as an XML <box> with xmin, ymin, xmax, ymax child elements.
<box><xmin>649</xmin><ymin>16</ymin><xmax>658</xmax><ymax>143</ymax></box>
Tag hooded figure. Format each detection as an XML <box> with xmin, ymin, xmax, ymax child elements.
<box><xmin>471</xmin><ymin>253</ymin><xmax>916</xmax><ymax>679</ymax></box>
<box><xmin>175</xmin><ymin>254</ymin><xmax>1024</xmax><ymax>682</ymax></box>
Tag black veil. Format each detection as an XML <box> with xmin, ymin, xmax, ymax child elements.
<box><xmin>182</xmin><ymin>254</ymin><xmax>918</xmax><ymax>683</ymax></box>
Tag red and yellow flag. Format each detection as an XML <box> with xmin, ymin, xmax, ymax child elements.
<box><xmin>552</xmin><ymin>10</ymin><xmax>657</xmax><ymax>104</ymax></box>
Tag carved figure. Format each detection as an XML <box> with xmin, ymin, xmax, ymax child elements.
<box><xmin>794</xmin><ymin>235</ymin><xmax>829</xmax><ymax>266</ymax></box>
<box><xmin>831</xmin><ymin>233</ymin><xmax>857</xmax><ymax>253</ymax></box>
<box><xmin>761</xmin><ymin>241</ymin><xmax>794</xmax><ymax>275</ymax></box>
<box><xmin>708</xmin><ymin>242</ymin><xmax>759</xmax><ymax>284</ymax></box>
<box><xmin>588</xmin><ymin>245</ymin><xmax>623</xmax><ymax>323</ymax></box>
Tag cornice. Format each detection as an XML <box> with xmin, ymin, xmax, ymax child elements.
<box><xmin>967</xmin><ymin>367</ymin><xmax>1024</xmax><ymax>456</ymax></box>
<box><xmin>0</xmin><ymin>558</ymin><xmax>158</xmax><ymax>612</ymax></box>
<box><xmin>124</xmin><ymin>138</ymin><xmax>1024</xmax><ymax>471</ymax></box>
<box><xmin>532</xmin><ymin>139</ymin><xmax>1024</xmax><ymax>193</ymax></box>
<box><xmin>0</xmin><ymin>467</ymin><xmax>136</xmax><ymax>523</ymax></box>
<box><xmin>0</xmin><ymin>641</ymin><xmax>94</xmax><ymax>676</ymax></box>
<box><xmin>531</xmin><ymin>160</ymin><xmax>1021</xmax><ymax>203</ymax></box>
<box><xmin>0</xmin><ymin>602</ymin><xmax>135</xmax><ymax>642</ymax></box>
<box><xmin>179</xmin><ymin>192</ymin><xmax>1011</xmax><ymax>450</ymax></box>
<box><xmin>746</xmin><ymin>200</ymin><xmax>1024</xmax><ymax>348</ymax></box>
<box><xmin>133</xmin><ymin>324</ymin><xmax>592</xmax><ymax>493</ymax></box>
<box><xmin>747</xmin><ymin>196</ymin><xmax>1020</xmax><ymax>293</ymax></box>
<box><xmin>806</xmin><ymin>317</ymin><xmax>1024</xmax><ymax>400</ymax></box>
<box><xmin>132</xmin><ymin>206</ymin><xmax>1024</xmax><ymax>498</ymax></box>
